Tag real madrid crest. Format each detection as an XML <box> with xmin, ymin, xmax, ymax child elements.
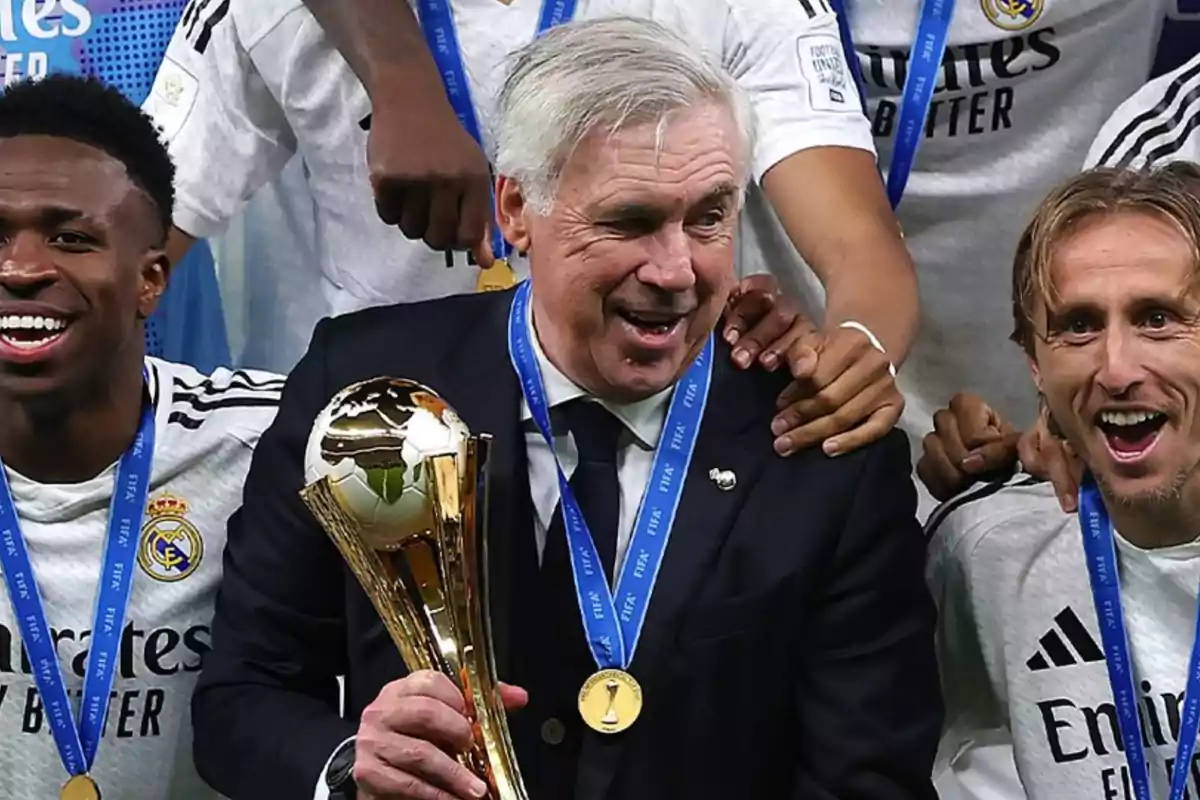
<box><xmin>138</xmin><ymin>493</ymin><xmax>203</xmax><ymax>582</ymax></box>
<box><xmin>980</xmin><ymin>0</ymin><xmax>1044</xmax><ymax>31</ymax></box>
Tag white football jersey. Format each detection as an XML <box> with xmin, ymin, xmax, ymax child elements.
<box><xmin>928</xmin><ymin>476</ymin><xmax>1200</xmax><ymax>800</ymax></box>
<box><xmin>741</xmin><ymin>0</ymin><xmax>1171</xmax><ymax>474</ymax></box>
<box><xmin>0</xmin><ymin>358</ymin><xmax>282</xmax><ymax>798</ymax></box>
<box><xmin>143</xmin><ymin>0</ymin><xmax>873</xmax><ymax>363</ymax></box>
<box><xmin>1085</xmin><ymin>52</ymin><xmax>1200</xmax><ymax>170</ymax></box>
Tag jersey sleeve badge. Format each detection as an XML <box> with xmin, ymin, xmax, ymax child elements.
<box><xmin>796</xmin><ymin>32</ymin><xmax>855</xmax><ymax>113</ymax></box>
<box><xmin>142</xmin><ymin>56</ymin><xmax>199</xmax><ymax>143</ymax></box>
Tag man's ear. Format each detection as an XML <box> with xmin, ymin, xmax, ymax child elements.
<box><xmin>496</xmin><ymin>174</ymin><xmax>533</xmax><ymax>254</ymax></box>
<box><xmin>136</xmin><ymin>250</ymin><xmax>169</xmax><ymax>320</ymax></box>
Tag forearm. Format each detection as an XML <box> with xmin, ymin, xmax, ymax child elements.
<box><xmin>300</xmin><ymin>0</ymin><xmax>449</xmax><ymax>107</ymax></box>
<box><xmin>762</xmin><ymin>147</ymin><xmax>919</xmax><ymax>365</ymax></box>
<box><xmin>166</xmin><ymin>226</ymin><xmax>196</xmax><ymax>270</ymax></box>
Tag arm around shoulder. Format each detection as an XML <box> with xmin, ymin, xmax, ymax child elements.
<box><xmin>192</xmin><ymin>319</ymin><xmax>357</xmax><ymax>798</ymax></box>
<box><xmin>793</xmin><ymin>431</ymin><xmax>942</xmax><ymax>798</ymax></box>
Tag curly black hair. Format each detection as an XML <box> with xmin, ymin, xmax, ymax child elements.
<box><xmin>0</xmin><ymin>74</ymin><xmax>175</xmax><ymax>239</ymax></box>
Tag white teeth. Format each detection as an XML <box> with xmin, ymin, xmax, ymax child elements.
<box><xmin>1100</xmin><ymin>411</ymin><xmax>1164</xmax><ymax>427</ymax></box>
<box><xmin>0</xmin><ymin>315</ymin><xmax>67</xmax><ymax>332</ymax></box>
<box><xmin>0</xmin><ymin>334</ymin><xmax>60</xmax><ymax>350</ymax></box>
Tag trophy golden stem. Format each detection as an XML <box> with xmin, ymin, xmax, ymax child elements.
<box><xmin>427</xmin><ymin>441</ymin><xmax>526</xmax><ymax>800</ymax></box>
<box><xmin>302</xmin><ymin>434</ymin><xmax>529</xmax><ymax>800</ymax></box>
<box><xmin>299</xmin><ymin>479</ymin><xmax>437</xmax><ymax>672</ymax></box>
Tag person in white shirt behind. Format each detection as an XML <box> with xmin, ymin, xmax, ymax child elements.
<box><xmin>0</xmin><ymin>73</ymin><xmax>283</xmax><ymax>797</ymax></box>
<box><xmin>916</xmin><ymin>49</ymin><xmax>1200</xmax><ymax>513</ymax></box>
<box><xmin>146</xmin><ymin>0</ymin><xmax>911</xmax><ymax>460</ymax></box>
<box><xmin>927</xmin><ymin>162</ymin><xmax>1200</xmax><ymax>799</ymax></box>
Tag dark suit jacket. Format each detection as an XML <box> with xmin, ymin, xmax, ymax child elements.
<box><xmin>192</xmin><ymin>289</ymin><xmax>942</xmax><ymax>800</ymax></box>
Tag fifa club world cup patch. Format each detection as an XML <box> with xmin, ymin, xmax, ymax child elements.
<box><xmin>142</xmin><ymin>56</ymin><xmax>199</xmax><ymax>143</ymax></box>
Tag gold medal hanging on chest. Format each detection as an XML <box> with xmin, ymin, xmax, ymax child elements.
<box><xmin>475</xmin><ymin>258</ymin><xmax>518</xmax><ymax>293</ymax></box>
<box><xmin>61</xmin><ymin>774</ymin><xmax>101</xmax><ymax>800</ymax></box>
<box><xmin>578</xmin><ymin>669</ymin><xmax>643</xmax><ymax>734</ymax></box>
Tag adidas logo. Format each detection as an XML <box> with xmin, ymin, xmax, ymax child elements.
<box><xmin>1026</xmin><ymin>606</ymin><xmax>1105</xmax><ymax>672</ymax></box>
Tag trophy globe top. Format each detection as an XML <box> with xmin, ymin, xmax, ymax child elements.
<box><xmin>303</xmin><ymin>377</ymin><xmax>470</xmax><ymax>549</ymax></box>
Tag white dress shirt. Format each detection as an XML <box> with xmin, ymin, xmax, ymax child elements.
<box><xmin>521</xmin><ymin>309</ymin><xmax>672</xmax><ymax>577</ymax></box>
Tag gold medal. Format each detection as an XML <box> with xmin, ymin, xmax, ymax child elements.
<box><xmin>61</xmin><ymin>775</ymin><xmax>101</xmax><ymax>800</ymax></box>
<box><xmin>578</xmin><ymin>669</ymin><xmax>643</xmax><ymax>734</ymax></box>
<box><xmin>475</xmin><ymin>258</ymin><xmax>518</xmax><ymax>293</ymax></box>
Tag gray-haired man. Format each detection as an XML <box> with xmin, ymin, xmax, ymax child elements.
<box><xmin>190</xmin><ymin>17</ymin><xmax>941</xmax><ymax>800</ymax></box>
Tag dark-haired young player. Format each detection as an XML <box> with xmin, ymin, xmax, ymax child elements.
<box><xmin>0</xmin><ymin>74</ymin><xmax>282</xmax><ymax>798</ymax></box>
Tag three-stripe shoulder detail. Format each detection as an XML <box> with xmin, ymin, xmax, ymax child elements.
<box><xmin>924</xmin><ymin>472</ymin><xmax>1041</xmax><ymax>541</ymax></box>
<box><xmin>1094</xmin><ymin>57</ymin><xmax>1200</xmax><ymax>169</ymax></box>
<box><xmin>167</xmin><ymin>371</ymin><xmax>284</xmax><ymax>431</ymax></box>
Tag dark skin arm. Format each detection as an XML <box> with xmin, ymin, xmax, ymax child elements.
<box><xmin>757</xmin><ymin>147</ymin><xmax>916</xmax><ymax>458</ymax></box>
<box><xmin>762</xmin><ymin>147</ymin><xmax>917</xmax><ymax>363</ymax></box>
<box><xmin>166</xmin><ymin>226</ymin><xmax>196</xmax><ymax>269</ymax></box>
<box><xmin>300</xmin><ymin>0</ymin><xmax>493</xmax><ymax>256</ymax></box>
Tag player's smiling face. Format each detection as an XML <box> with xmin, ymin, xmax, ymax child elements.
<box><xmin>1030</xmin><ymin>210</ymin><xmax>1200</xmax><ymax>507</ymax></box>
<box><xmin>0</xmin><ymin>135</ymin><xmax>165</xmax><ymax>402</ymax></box>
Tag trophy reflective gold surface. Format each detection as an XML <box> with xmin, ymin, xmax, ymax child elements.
<box><xmin>300</xmin><ymin>378</ymin><xmax>528</xmax><ymax>800</ymax></box>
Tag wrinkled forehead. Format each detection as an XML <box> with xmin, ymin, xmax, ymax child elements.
<box><xmin>564</xmin><ymin>106</ymin><xmax>746</xmax><ymax>203</ymax></box>
<box><xmin>0</xmin><ymin>135</ymin><xmax>139</xmax><ymax>222</ymax></box>
<box><xmin>1040</xmin><ymin>211</ymin><xmax>1200</xmax><ymax>311</ymax></box>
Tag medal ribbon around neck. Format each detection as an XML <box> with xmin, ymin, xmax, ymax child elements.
<box><xmin>1078</xmin><ymin>472</ymin><xmax>1200</xmax><ymax>800</ymax></box>
<box><xmin>0</xmin><ymin>368</ymin><xmax>155</xmax><ymax>787</ymax></box>
<box><xmin>507</xmin><ymin>281</ymin><xmax>712</xmax><ymax>671</ymax></box>
<box><xmin>416</xmin><ymin>0</ymin><xmax>578</xmax><ymax>264</ymax></box>
<box><xmin>826</xmin><ymin>0</ymin><xmax>956</xmax><ymax>208</ymax></box>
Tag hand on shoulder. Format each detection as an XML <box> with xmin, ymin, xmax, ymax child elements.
<box><xmin>917</xmin><ymin>392</ymin><xmax>1080</xmax><ymax>510</ymax></box>
<box><xmin>721</xmin><ymin>274</ymin><xmax>904</xmax><ymax>459</ymax></box>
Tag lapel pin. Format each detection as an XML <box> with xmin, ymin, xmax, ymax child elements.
<box><xmin>708</xmin><ymin>468</ymin><xmax>736</xmax><ymax>492</ymax></box>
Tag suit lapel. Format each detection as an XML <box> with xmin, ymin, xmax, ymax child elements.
<box><xmin>436</xmin><ymin>290</ymin><xmax>529</xmax><ymax>679</ymax></box>
<box><xmin>578</xmin><ymin>342</ymin><xmax>774</xmax><ymax>800</ymax></box>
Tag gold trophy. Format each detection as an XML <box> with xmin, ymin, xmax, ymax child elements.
<box><xmin>299</xmin><ymin>378</ymin><xmax>528</xmax><ymax>800</ymax></box>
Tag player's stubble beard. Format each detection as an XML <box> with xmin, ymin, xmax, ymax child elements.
<box><xmin>1041</xmin><ymin>391</ymin><xmax>1197</xmax><ymax>531</ymax></box>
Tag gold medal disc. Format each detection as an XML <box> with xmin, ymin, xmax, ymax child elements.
<box><xmin>61</xmin><ymin>775</ymin><xmax>101</xmax><ymax>800</ymax></box>
<box><xmin>475</xmin><ymin>258</ymin><xmax>518</xmax><ymax>293</ymax></box>
<box><xmin>578</xmin><ymin>669</ymin><xmax>643</xmax><ymax>734</ymax></box>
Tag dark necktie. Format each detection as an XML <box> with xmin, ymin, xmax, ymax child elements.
<box><xmin>522</xmin><ymin>401</ymin><xmax>623</xmax><ymax>800</ymax></box>
<box><xmin>544</xmin><ymin>398</ymin><xmax>624</xmax><ymax>586</ymax></box>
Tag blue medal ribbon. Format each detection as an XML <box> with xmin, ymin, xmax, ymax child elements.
<box><xmin>1079</xmin><ymin>473</ymin><xmax>1200</xmax><ymax>800</ymax></box>
<box><xmin>827</xmin><ymin>0</ymin><xmax>957</xmax><ymax>208</ymax></box>
<box><xmin>508</xmin><ymin>281</ymin><xmax>712</xmax><ymax>668</ymax></box>
<box><xmin>0</xmin><ymin>373</ymin><xmax>156</xmax><ymax>781</ymax></box>
<box><xmin>416</xmin><ymin>0</ymin><xmax>579</xmax><ymax>262</ymax></box>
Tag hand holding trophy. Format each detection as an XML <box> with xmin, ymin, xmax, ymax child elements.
<box><xmin>299</xmin><ymin>378</ymin><xmax>529</xmax><ymax>800</ymax></box>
